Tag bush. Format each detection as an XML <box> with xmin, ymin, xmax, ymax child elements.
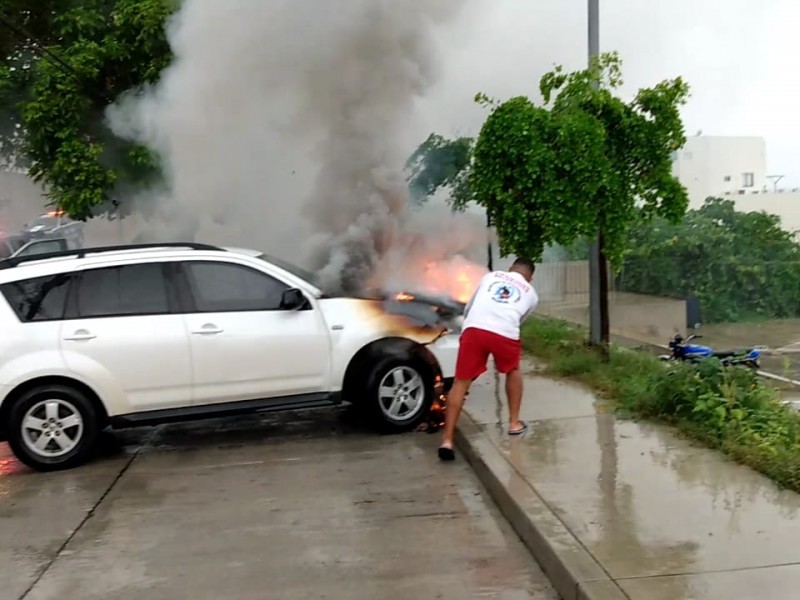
<box><xmin>618</xmin><ymin>198</ymin><xmax>800</xmax><ymax>323</ymax></box>
<box><xmin>561</xmin><ymin>198</ymin><xmax>800</xmax><ymax>323</ymax></box>
<box><xmin>522</xmin><ymin>316</ymin><xmax>800</xmax><ymax>492</ymax></box>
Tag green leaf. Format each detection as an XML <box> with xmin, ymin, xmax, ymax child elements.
<box><xmin>0</xmin><ymin>0</ymin><xmax>175</xmax><ymax>218</ymax></box>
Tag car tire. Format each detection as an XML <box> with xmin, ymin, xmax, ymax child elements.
<box><xmin>7</xmin><ymin>385</ymin><xmax>101</xmax><ymax>472</ymax></box>
<box><xmin>363</xmin><ymin>357</ymin><xmax>434</xmax><ymax>433</ymax></box>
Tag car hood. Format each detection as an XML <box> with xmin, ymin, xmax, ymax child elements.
<box><xmin>317</xmin><ymin>294</ymin><xmax>464</xmax><ymax>345</ymax></box>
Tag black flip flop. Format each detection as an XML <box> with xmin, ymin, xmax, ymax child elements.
<box><xmin>438</xmin><ymin>446</ymin><xmax>455</xmax><ymax>461</ymax></box>
<box><xmin>509</xmin><ymin>421</ymin><xmax>528</xmax><ymax>436</ymax></box>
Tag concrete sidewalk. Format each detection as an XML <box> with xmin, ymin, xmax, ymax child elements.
<box><xmin>455</xmin><ymin>361</ymin><xmax>800</xmax><ymax>600</ymax></box>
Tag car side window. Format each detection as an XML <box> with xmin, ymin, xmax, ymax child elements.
<box><xmin>0</xmin><ymin>273</ymin><xmax>71</xmax><ymax>322</ymax></box>
<box><xmin>76</xmin><ymin>263</ymin><xmax>170</xmax><ymax>318</ymax></box>
<box><xmin>14</xmin><ymin>239</ymin><xmax>68</xmax><ymax>258</ymax></box>
<box><xmin>184</xmin><ymin>261</ymin><xmax>290</xmax><ymax>312</ymax></box>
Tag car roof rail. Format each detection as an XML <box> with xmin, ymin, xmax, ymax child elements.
<box><xmin>0</xmin><ymin>242</ymin><xmax>224</xmax><ymax>270</ymax></box>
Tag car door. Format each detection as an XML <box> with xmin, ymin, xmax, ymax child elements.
<box><xmin>0</xmin><ymin>272</ymin><xmax>72</xmax><ymax>380</ymax></box>
<box><xmin>59</xmin><ymin>261</ymin><xmax>193</xmax><ymax>412</ymax></box>
<box><xmin>178</xmin><ymin>259</ymin><xmax>331</xmax><ymax>406</ymax></box>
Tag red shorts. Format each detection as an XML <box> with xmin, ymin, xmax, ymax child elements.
<box><xmin>455</xmin><ymin>327</ymin><xmax>522</xmax><ymax>380</ymax></box>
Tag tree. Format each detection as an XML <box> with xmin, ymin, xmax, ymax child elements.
<box><xmin>466</xmin><ymin>52</ymin><xmax>689</xmax><ymax>346</ymax></box>
<box><xmin>619</xmin><ymin>198</ymin><xmax>800</xmax><ymax>323</ymax></box>
<box><xmin>405</xmin><ymin>133</ymin><xmax>473</xmax><ymax>209</ymax></box>
<box><xmin>469</xmin><ymin>52</ymin><xmax>690</xmax><ymax>266</ymax></box>
<box><xmin>0</xmin><ymin>0</ymin><xmax>175</xmax><ymax>219</ymax></box>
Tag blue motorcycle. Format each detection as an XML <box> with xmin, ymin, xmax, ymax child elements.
<box><xmin>659</xmin><ymin>334</ymin><xmax>762</xmax><ymax>370</ymax></box>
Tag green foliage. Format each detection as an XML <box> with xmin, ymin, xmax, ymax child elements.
<box><xmin>522</xmin><ymin>316</ymin><xmax>800</xmax><ymax>493</ymax></box>
<box><xmin>469</xmin><ymin>52</ymin><xmax>690</xmax><ymax>263</ymax></box>
<box><xmin>618</xmin><ymin>197</ymin><xmax>800</xmax><ymax>323</ymax></box>
<box><xmin>0</xmin><ymin>0</ymin><xmax>175</xmax><ymax>219</ymax></box>
<box><xmin>405</xmin><ymin>133</ymin><xmax>473</xmax><ymax>209</ymax></box>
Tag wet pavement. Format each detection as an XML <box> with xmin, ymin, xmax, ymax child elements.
<box><xmin>461</xmin><ymin>362</ymin><xmax>800</xmax><ymax>599</ymax></box>
<box><xmin>0</xmin><ymin>407</ymin><xmax>557</xmax><ymax>600</ymax></box>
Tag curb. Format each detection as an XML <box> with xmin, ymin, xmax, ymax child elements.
<box><xmin>455</xmin><ymin>413</ymin><xmax>629</xmax><ymax>600</ymax></box>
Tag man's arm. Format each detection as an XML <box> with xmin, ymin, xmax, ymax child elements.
<box><xmin>462</xmin><ymin>288</ymin><xmax>478</xmax><ymax>319</ymax></box>
<box><xmin>519</xmin><ymin>295</ymin><xmax>539</xmax><ymax>324</ymax></box>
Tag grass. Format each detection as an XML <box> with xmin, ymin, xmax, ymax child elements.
<box><xmin>522</xmin><ymin>316</ymin><xmax>800</xmax><ymax>493</ymax></box>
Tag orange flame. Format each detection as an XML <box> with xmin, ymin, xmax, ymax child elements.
<box><xmin>395</xmin><ymin>292</ymin><xmax>415</xmax><ymax>302</ymax></box>
<box><xmin>419</xmin><ymin>257</ymin><xmax>487</xmax><ymax>303</ymax></box>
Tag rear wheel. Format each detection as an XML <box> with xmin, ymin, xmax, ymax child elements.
<box><xmin>7</xmin><ymin>385</ymin><xmax>101</xmax><ymax>472</ymax></box>
<box><xmin>363</xmin><ymin>358</ymin><xmax>434</xmax><ymax>433</ymax></box>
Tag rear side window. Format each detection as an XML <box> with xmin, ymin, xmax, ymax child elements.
<box><xmin>0</xmin><ymin>273</ymin><xmax>71</xmax><ymax>322</ymax></box>
<box><xmin>75</xmin><ymin>263</ymin><xmax>170</xmax><ymax>318</ymax></box>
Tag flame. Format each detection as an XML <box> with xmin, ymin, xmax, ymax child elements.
<box><xmin>419</xmin><ymin>257</ymin><xmax>487</xmax><ymax>303</ymax></box>
<box><xmin>371</xmin><ymin>253</ymin><xmax>487</xmax><ymax>305</ymax></box>
<box><xmin>417</xmin><ymin>374</ymin><xmax>447</xmax><ymax>432</ymax></box>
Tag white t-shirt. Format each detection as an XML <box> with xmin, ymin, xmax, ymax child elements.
<box><xmin>461</xmin><ymin>271</ymin><xmax>539</xmax><ymax>341</ymax></box>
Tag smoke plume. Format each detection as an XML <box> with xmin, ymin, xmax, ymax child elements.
<box><xmin>107</xmin><ymin>0</ymin><xmax>484</xmax><ymax>295</ymax></box>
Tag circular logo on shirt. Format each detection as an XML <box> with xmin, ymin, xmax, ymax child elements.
<box><xmin>488</xmin><ymin>281</ymin><xmax>521</xmax><ymax>304</ymax></box>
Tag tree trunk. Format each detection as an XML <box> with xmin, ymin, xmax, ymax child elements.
<box><xmin>598</xmin><ymin>232</ymin><xmax>610</xmax><ymax>350</ymax></box>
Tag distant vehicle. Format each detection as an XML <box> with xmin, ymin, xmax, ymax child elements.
<box><xmin>0</xmin><ymin>243</ymin><xmax>461</xmax><ymax>471</ymax></box>
<box><xmin>0</xmin><ymin>235</ymin><xmax>70</xmax><ymax>261</ymax></box>
<box><xmin>22</xmin><ymin>210</ymin><xmax>84</xmax><ymax>248</ymax></box>
<box><xmin>659</xmin><ymin>333</ymin><xmax>762</xmax><ymax>369</ymax></box>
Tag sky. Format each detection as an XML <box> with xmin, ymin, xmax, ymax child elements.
<box><xmin>411</xmin><ymin>0</ymin><xmax>800</xmax><ymax>187</ymax></box>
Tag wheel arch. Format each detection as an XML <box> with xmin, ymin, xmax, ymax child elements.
<box><xmin>342</xmin><ymin>337</ymin><xmax>442</xmax><ymax>403</ymax></box>
<box><xmin>0</xmin><ymin>376</ymin><xmax>108</xmax><ymax>438</ymax></box>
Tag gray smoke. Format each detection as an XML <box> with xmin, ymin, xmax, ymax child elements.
<box><xmin>106</xmin><ymin>0</ymin><xmax>478</xmax><ymax>294</ymax></box>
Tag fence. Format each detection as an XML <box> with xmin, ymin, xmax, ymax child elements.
<box><xmin>535</xmin><ymin>260</ymin><xmax>615</xmax><ymax>305</ymax></box>
<box><xmin>534</xmin><ymin>260</ymin><xmax>686</xmax><ymax>342</ymax></box>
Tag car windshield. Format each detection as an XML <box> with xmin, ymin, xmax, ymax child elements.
<box><xmin>258</xmin><ymin>253</ymin><xmax>320</xmax><ymax>288</ymax></box>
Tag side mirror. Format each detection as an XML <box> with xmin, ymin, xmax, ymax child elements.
<box><xmin>280</xmin><ymin>288</ymin><xmax>308</xmax><ymax>311</ymax></box>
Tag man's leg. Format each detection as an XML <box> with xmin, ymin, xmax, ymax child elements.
<box><xmin>492</xmin><ymin>334</ymin><xmax>525</xmax><ymax>434</ymax></box>
<box><xmin>439</xmin><ymin>329</ymin><xmax>487</xmax><ymax>460</ymax></box>
<box><xmin>439</xmin><ymin>378</ymin><xmax>473</xmax><ymax>452</ymax></box>
<box><xmin>505</xmin><ymin>368</ymin><xmax>524</xmax><ymax>433</ymax></box>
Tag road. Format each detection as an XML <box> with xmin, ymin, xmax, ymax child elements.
<box><xmin>0</xmin><ymin>407</ymin><xmax>557</xmax><ymax>600</ymax></box>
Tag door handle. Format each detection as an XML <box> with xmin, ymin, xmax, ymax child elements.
<box><xmin>64</xmin><ymin>329</ymin><xmax>96</xmax><ymax>341</ymax></box>
<box><xmin>191</xmin><ymin>324</ymin><xmax>223</xmax><ymax>335</ymax></box>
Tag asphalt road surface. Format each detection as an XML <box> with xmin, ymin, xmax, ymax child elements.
<box><xmin>0</xmin><ymin>407</ymin><xmax>557</xmax><ymax>600</ymax></box>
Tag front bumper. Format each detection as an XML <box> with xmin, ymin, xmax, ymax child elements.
<box><xmin>429</xmin><ymin>331</ymin><xmax>460</xmax><ymax>381</ymax></box>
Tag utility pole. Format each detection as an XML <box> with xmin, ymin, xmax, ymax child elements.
<box><xmin>486</xmin><ymin>212</ymin><xmax>494</xmax><ymax>271</ymax></box>
<box><xmin>588</xmin><ymin>0</ymin><xmax>609</xmax><ymax>347</ymax></box>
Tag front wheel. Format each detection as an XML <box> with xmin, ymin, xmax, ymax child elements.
<box><xmin>7</xmin><ymin>385</ymin><xmax>101</xmax><ymax>472</ymax></box>
<box><xmin>363</xmin><ymin>358</ymin><xmax>434</xmax><ymax>433</ymax></box>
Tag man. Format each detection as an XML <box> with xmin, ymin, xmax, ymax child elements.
<box><xmin>438</xmin><ymin>257</ymin><xmax>538</xmax><ymax>461</ymax></box>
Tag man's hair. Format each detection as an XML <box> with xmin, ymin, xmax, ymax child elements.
<box><xmin>510</xmin><ymin>257</ymin><xmax>535</xmax><ymax>277</ymax></box>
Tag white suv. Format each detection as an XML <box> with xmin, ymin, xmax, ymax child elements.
<box><xmin>0</xmin><ymin>243</ymin><xmax>461</xmax><ymax>471</ymax></box>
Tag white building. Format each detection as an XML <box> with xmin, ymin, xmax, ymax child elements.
<box><xmin>671</xmin><ymin>135</ymin><xmax>800</xmax><ymax>236</ymax></box>
<box><xmin>721</xmin><ymin>190</ymin><xmax>800</xmax><ymax>236</ymax></box>
<box><xmin>671</xmin><ymin>135</ymin><xmax>768</xmax><ymax>207</ymax></box>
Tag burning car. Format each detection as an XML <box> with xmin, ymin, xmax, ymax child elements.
<box><xmin>0</xmin><ymin>242</ymin><xmax>467</xmax><ymax>471</ymax></box>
